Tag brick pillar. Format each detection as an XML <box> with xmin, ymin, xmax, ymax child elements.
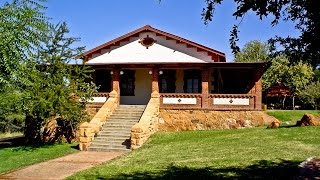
<box><xmin>255</xmin><ymin>78</ymin><xmax>262</xmax><ymax>110</ymax></box>
<box><xmin>201</xmin><ymin>68</ymin><xmax>209</xmax><ymax>108</ymax></box>
<box><xmin>112</xmin><ymin>68</ymin><xmax>120</xmax><ymax>95</ymax></box>
<box><xmin>152</xmin><ymin>68</ymin><xmax>159</xmax><ymax>93</ymax></box>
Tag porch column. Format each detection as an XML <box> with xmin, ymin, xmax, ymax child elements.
<box><xmin>152</xmin><ymin>68</ymin><xmax>159</xmax><ymax>93</ymax></box>
<box><xmin>112</xmin><ymin>68</ymin><xmax>120</xmax><ymax>95</ymax></box>
<box><xmin>201</xmin><ymin>67</ymin><xmax>209</xmax><ymax>108</ymax></box>
<box><xmin>254</xmin><ymin>78</ymin><xmax>262</xmax><ymax>110</ymax></box>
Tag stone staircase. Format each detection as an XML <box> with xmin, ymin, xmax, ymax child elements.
<box><xmin>88</xmin><ymin>105</ymin><xmax>146</xmax><ymax>152</ymax></box>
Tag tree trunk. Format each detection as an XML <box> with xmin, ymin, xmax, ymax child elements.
<box><xmin>24</xmin><ymin>116</ymin><xmax>42</xmax><ymax>145</ymax></box>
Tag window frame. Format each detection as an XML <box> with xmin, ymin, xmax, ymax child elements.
<box><xmin>184</xmin><ymin>69</ymin><xmax>202</xmax><ymax>93</ymax></box>
<box><xmin>159</xmin><ymin>70</ymin><xmax>176</xmax><ymax>93</ymax></box>
<box><xmin>120</xmin><ymin>70</ymin><xmax>135</xmax><ymax>96</ymax></box>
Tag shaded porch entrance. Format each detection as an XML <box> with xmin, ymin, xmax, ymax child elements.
<box><xmin>119</xmin><ymin>69</ymin><xmax>152</xmax><ymax>105</ymax></box>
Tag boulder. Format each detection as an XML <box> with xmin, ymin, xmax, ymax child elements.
<box><xmin>296</xmin><ymin>114</ymin><xmax>320</xmax><ymax>126</ymax></box>
<box><xmin>267</xmin><ymin>119</ymin><xmax>281</xmax><ymax>129</ymax></box>
<box><xmin>297</xmin><ymin>157</ymin><xmax>320</xmax><ymax>179</ymax></box>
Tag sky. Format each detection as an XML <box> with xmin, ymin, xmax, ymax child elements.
<box><xmin>44</xmin><ymin>0</ymin><xmax>299</xmax><ymax>62</ymax></box>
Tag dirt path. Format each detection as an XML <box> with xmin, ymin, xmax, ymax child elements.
<box><xmin>0</xmin><ymin>151</ymin><xmax>125</xmax><ymax>180</ymax></box>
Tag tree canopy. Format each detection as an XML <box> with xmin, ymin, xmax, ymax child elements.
<box><xmin>234</xmin><ymin>40</ymin><xmax>270</xmax><ymax>62</ymax></box>
<box><xmin>201</xmin><ymin>0</ymin><xmax>320</xmax><ymax>67</ymax></box>
<box><xmin>0</xmin><ymin>0</ymin><xmax>96</xmax><ymax>144</ymax></box>
<box><xmin>0</xmin><ymin>0</ymin><xmax>48</xmax><ymax>89</ymax></box>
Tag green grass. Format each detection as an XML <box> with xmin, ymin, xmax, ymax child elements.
<box><xmin>69</xmin><ymin>126</ymin><xmax>320</xmax><ymax>179</ymax></box>
<box><xmin>267</xmin><ymin>110</ymin><xmax>320</xmax><ymax>122</ymax></box>
<box><xmin>0</xmin><ymin>143</ymin><xmax>78</xmax><ymax>174</ymax></box>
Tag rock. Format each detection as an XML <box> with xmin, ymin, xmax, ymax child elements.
<box><xmin>158</xmin><ymin>118</ymin><xmax>165</xmax><ymax>124</ymax></box>
<box><xmin>243</xmin><ymin>120</ymin><xmax>253</xmax><ymax>128</ymax></box>
<box><xmin>267</xmin><ymin>119</ymin><xmax>281</xmax><ymax>129</ymax></box>
<box><xmin>226</xmin><ymin>119</ymin><xmax>240</xmax><ymax>129</ymax></box>
<box><xmin>296</xmin><ymin>114</ymin><xmax>320</xmax><ymax>126</ymax></box>
<box><xmin>297</xmin><ymin>157</ymin><xmax>320</xmax><ymax>179</ymax></box>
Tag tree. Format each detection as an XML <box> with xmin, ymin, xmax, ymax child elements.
<box><xmin>263</xmin><ymin>56</ymin><xmax>314</xmax><ymax>109</ymax></box>
<box><xmin>201</xmin><ymin>0</ymin><xmax>320</xmax><ymax>67</ymax></box>
<box><xmin>299</xmin><ymin>81</ymin><xmax>320</xmax><ymax>110</ymax></box>
<box><xmin>315</xmin><ymin>69</ymin><xmax>320</xmax><ymax>82</ymax></box>
<box><xmin>0</xmin><ymin>0</ymin><xmax>48</xmax><ymax>89</ymax></box>
<box><xmin>0</xmin><ymin>87</ymin><xmax>24</xmax><ymax>133</ymax></box>
<box><xmin>22</xmin><ymin>22</ymin><xmax>96</xmax><ymax>144</ymax></box>
<box><xmin>0</xmin><ymin>0</ymin><xmax>47</xmax><ymax>133</ymax></box>
<box><xmin>234</xmin><ymin>40</ymin><xmax>270</xmax><ymax>62</ymax></box>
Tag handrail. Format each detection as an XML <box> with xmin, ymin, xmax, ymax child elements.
<box><xmin>209</xmin><ymin>94</ymin><xmax>255</xmax><ymax>98</ymax></box>
<box><xmin>160</xmin><ymin>93</ymin><xmax>202</xmax><ymax>98</ymax></box>
<box><xmin>93</xmin><ymin>92</ymin><xmax>109</xmax><ymax>97</ymax></box>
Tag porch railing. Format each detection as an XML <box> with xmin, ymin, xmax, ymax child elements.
<box><xmin>160</xmin><ymin>93</ymin><xmax>256</xmax><ymax>110</ymax></box>
<box><xmin>160</xmin><ymin>93</ymin><xmax>202</xmax><ymax>109</ymax></box>
<box><xmin>208</xmin><ymin>94</ymin><xmax>256</xmax><ymax>110</ymax></box>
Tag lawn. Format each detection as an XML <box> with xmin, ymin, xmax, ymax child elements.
<box><xmin>69</xmin><ymin>126</ymin><xmax>320</xmax><ymax>179</ymax></box>
<box><xmin>267</xmin><ymin>110</ymin><xmax>320</xmax><ymax>122</ymax></box>
<box><xmin>0</xmin><ymin>143</ymin><xmax>78</xmax><ymax>174</ymax></box>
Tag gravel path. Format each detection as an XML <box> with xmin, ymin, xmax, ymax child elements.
<box><xmin>0</xmin><ymin>151</ymin><xmax>125</xmax><ymax>180</ymax></box>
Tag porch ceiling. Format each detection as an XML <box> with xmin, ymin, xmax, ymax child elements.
<box><xmin>86</xmin><ymin>62</ymin><xmax>267</xmax><ymax>69</ymax></box>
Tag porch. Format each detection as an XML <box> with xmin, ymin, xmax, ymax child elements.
<box><xmin>89</xmin><ymin>63</ymin><xmax>265</xmax><ymax>111</ymax></box>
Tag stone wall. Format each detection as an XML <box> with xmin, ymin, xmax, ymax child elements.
<box><xmin>131</xmin><ymin>91</ymin><xmax>160</xmax><ymax>149</ymax></box>
<box><xmin>79</xmin><ymin>91</ymin><xmax>119</xmax><ymax>151</ymax></box>
<box><xmin>85</xmin><ymin>104</ymin><xmax>102</xmax><ymax>119</ymax></box>
<box><xmin>159</xmin><ymin>109</ymin><xmax>272</xmax><ymax>131</ymax></box>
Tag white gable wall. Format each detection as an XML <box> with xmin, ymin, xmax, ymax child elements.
<box><xmin>86</xmin><ymin>32</ymin><xmax>213</xmax><ymax>64</ymax></box>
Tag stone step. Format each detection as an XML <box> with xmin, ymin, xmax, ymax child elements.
<box><xmin>99</xmin><ymin>130</ymin><xmax>132</xmax><ymax>134</ymax></box>
<box><xmin>110</xmin><ymin>115</ymin><xmax>142</xmax><ymax>118</ymax></box>
<box><xmin>103</xmin><ymin>122</ymin><xmax>136</xmax><ymax>125</ymax></box>
<box><xmin>102</xmin><ymin>122</ymin><xmax>136</xmax><ymax>129</ymax></box>
<box><xmin>107</xmin><ymin>116</ymin><xmax>141</xmax><ymax>120</ymax></box>
<box><xmin>90</xmin><ymin>143</ymin><xmax>129</xmax><ymax>149</ymax></box>
<box><xmin>102</xmin><ymin>124</ymin><xmax>136</xmax><ymax>128</ymax></box>
<box><xmin>97</xmin><ymin>132</ymin><xmax>131</xmax><ymax>137</ymax></box>
<box><xmin>93</xmin><ymin>139</ymin><xmax>130</xmax><ymax>144</ymax></box>
<box><xmin>114</xmin><ymin>110</ymin><xmax>144</xmax><ymax>114</ymax></box>
<box><xmin>109</xmin><ymin>114</ymin><xmax>142</xmax><ymax>118</ymax></box>
<box><xmin>101</xmin><ymin>129</ymin><xmax>132</xmax><ymax>133</ymax></box>
<box><xmin>106</xmin><ymin>119</ymin><xmax>139</xmax><ymax>122</ymax></box>
<box><xmin>104</xmin><ymin>121</ymin><xmax>138</xmax><ymax>124</ymax></box>
<box><xmin>94</xmin><ymin>136</ymin><xmax>129</xmax><ymax>141</ymax></box>
<box><xmin>88</xmin><ymin>147</ymin><xmax>131</xmax><ymax>152</ymax></box>
<box><xmin>102</xmin><ymin>126</ymin><xmax>132</xmax><ymax>130</ymax></box>
<box><xmin>116</xmin><ymin>107</ymin><xmax>145</xmax><ymax>110</ymax></box>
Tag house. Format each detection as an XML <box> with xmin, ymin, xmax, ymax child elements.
<box><xmin>78</xmin><ymin>25</ymin><xmax>268</xmax><ymax>151</ymax></box>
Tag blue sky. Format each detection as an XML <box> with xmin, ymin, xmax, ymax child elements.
<box><xmin>45</xmin><ymin>0</ymin><xmax>299</xmax><ymax>61</ymax></box>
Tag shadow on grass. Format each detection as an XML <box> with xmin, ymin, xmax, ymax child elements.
<box><xmin>0</xmin><ymin>136</ymin><xmax>78</xmax><ymax>151</ymax></box>
<box><xmin>95</xmin><ymin>160</ymin><xmax>301</xmax><ymax>180</ymax></box>
<box><xmin>0</xmin><ymin>136</ymin><xmax>25</xmax><ymax>149</ymax></box>
<box><xmin>278</xmin><ymin>125</ymin><xmax>298</xmax><ymax>128</ymax></box>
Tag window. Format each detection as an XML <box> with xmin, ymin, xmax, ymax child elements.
<box><xmin>184</xmin><ymin>70</ymin><xmax>202</xmax><ymax>93</ymax></box>
<box><xmin>120</xmin><ymin>70</ymin><xmax>135</xmax><ymax>96</ymax></box>
<box><xmin>95</xmin><ymin>69</ymin><xmax>112</xmax><ymax>92</ymax></box>
<box><xmin>159</xmin><ymin>70</ymin><xmax>176</xmax><ymax>93</ymax></box>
